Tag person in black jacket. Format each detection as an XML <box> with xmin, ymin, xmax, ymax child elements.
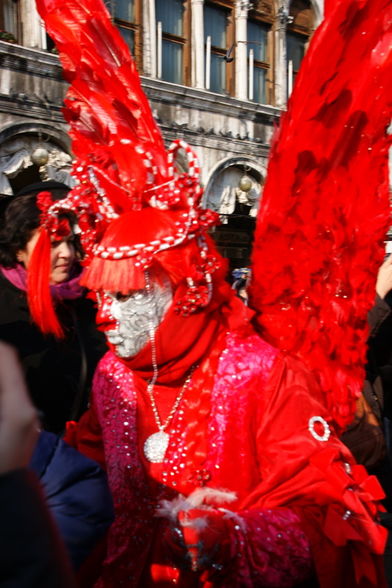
<box><xmin>0</xmin><ymin>182</ymin><xmax>107</xmax><ymax>433</ymax></box>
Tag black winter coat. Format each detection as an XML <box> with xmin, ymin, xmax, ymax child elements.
<box><xmin>0</xmin><ymin>271</ymin><xmax>107</xmax><ymax>433</ymax></box>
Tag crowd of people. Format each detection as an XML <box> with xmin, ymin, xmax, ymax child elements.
<box><xmin>0</xmin><ymin>0</ymin><xmax>391</xmax><ymax>586</ymax></box>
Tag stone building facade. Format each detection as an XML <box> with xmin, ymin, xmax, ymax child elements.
<box><xmin>0</xmin><ymin>0</ymin><xmax>324</xmax><ymax>268</ymax></box>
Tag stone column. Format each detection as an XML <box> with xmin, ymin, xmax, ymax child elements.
<box><xmin>235</xmin><ymin>1</ymin><xmax>249</xmax><ymax>101</ymax></box>
<box><xmin>274</xmin><ymin>2</ymin><xmax>292</xmax><ymax>109</ymax></box>
<box><xmin>143</xmin><ymin>0</ymin><xmax>157</xmax><ymax>77</ymax></box>
<box><xmin>21</xmin><ymin>0</ymin><xmax>45</xmax><ymax>49</ymax></box>
<box><xmin>191</xmin><ymin>0</ymin><xmax>205</xmax><ymax>89</ymax></box>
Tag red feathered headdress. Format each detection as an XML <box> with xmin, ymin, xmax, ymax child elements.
<box><xmin>43</xmin><ymin>135</ymin><xmax>223</xmax><ymax>313</ymax></box>
<box><xmin>34</xmin><ymin>0</ymin><xmax>224</xmax><ymax>313</ymax></box>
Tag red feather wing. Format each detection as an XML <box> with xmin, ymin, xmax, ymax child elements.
<box><xmin>250</xmin><ymin>0</ymin><xmax>392</xmax><ymax>430</ymax></box>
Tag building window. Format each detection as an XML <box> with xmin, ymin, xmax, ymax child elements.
<box><xmin>1</xmin><ymin>0</ymin><xmax>19</xmax><ymax>42</ymax></box>
<box><xmin>114</xmin><ymin>0</ymin><xmax>136</xmax><ymax>53</ymax></box>
<box><xmin>107</xmin><ymin>0</ymin><xmax>140</xmax><ymax>63</ymax></box>
<box><xmin>247</xmin><ymin>19</ymin><xmax>269</xmax><ymax>104</ymax></box>
<box><xmin>287</xmin><ymin>0</ymin><xmax>314</xmax><ymax>96</ymax></box>
<box><xmin>156</xmin><ymin>0</ymin><xmax>185</xmax><ymax>85</ymax></box>
<box><xmin>204</xmin><ymin>3</ymin><xmax>229</xmax><ymax>94</ymax></box>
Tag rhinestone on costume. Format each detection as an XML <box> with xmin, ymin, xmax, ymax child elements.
<box><xmin>308</xmin><ymin>415</ymin><xmax>331</xmax><ymax>442</ymax></box>
<box><xmin>191</xmin><ymin>468</ymin><xmax>211</xmax><ymax>486</ymax></box>
<box><xmin>144</xmin><ymin>430</ymin><xmax>170</xmax><ymax>463</ymax></box>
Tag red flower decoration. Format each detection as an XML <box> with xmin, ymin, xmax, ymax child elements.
<box><xmin>175</xmin><ymin>282</ymin><xmax>210</xmax><ymax>316</ymax></box>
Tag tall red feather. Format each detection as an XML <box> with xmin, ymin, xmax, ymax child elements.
<box><xmin>35</xmin><ymin>0</ymin><xmax>169</xmax><ymax>215</ymax></box>
<box><xmin>27</xmin><ymin>228</ymin><xmax>64</xmax><ymax>338</ymax></box>
<box><xmin>250</xmin><ymin>0</ymin><xmax>392</xmax><ymax>431</ymax></box>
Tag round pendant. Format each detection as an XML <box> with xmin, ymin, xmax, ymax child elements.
<box><xmin>143</xmin><ymin>430</ymin><xmax>170</xmax><ymax>463</ymax></box>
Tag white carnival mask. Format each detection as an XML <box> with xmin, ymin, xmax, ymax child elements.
<box><xmin>105</xmin><ymin>277</ymin><xmax>173</xmax><ymax>358</ymax></box>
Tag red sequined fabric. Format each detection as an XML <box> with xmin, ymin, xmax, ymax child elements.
<box><xmin>75</xmin><ymin>331</ymin><xmax>386</xmax><ymax>587</ymax></box>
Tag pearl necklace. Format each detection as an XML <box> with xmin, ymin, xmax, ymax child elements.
<box><xmin>142</xmin><ymin>271</ymin><xmax>195</xmax><ymax>463</ymax></box>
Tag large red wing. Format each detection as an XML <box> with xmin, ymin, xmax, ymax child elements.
<box><xmin>250</xmin><ymin>0</ymin><xmax>392</xmax><ymax>430</ymax></box>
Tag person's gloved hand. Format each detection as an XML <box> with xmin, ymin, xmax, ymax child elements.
<box><xmin>159</xmin><ymin>487</ymin><xmax>237</xmax><ymax>574</ymax></box>
<box><xmin>176</xmin><ymin>507</ymin><xmax>232</xmax><ymax>573</ymax></box>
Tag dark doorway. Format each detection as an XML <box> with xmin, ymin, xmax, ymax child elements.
<box><xmin>8</xmin><ymin>164</ymin><xmax>42</xmax><ymax>195</ymax></box>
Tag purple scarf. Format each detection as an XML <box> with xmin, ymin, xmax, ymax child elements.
<box><xmin>1</xmin><ymin>264</ymin><xmax>85</xmax><ymax>300</ymax></box>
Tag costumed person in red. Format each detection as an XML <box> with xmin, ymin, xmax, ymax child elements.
<box><xmin>34</xmin><ymin>0</ymin><xmax>392</xmax><ymax>586</ymax></box>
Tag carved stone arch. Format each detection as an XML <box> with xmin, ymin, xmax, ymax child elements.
<box><xmin>203</xmin><ymin>156</ymin><xmax>265</xmax><ymax>271</ymax></box>
<box><xmin>0</xmin><ymin>122</ymin><xmax>71</xmax><ymax>151</ymax></box>
<box><xmin>203</xmin><ymin>155</ymin><xmax>266</xmax><ymax>217</ymax></box>
<box><xmin>0</xmin><ymin>122</ymin><xmax>73</xmax><ymax>194</ymax></box>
